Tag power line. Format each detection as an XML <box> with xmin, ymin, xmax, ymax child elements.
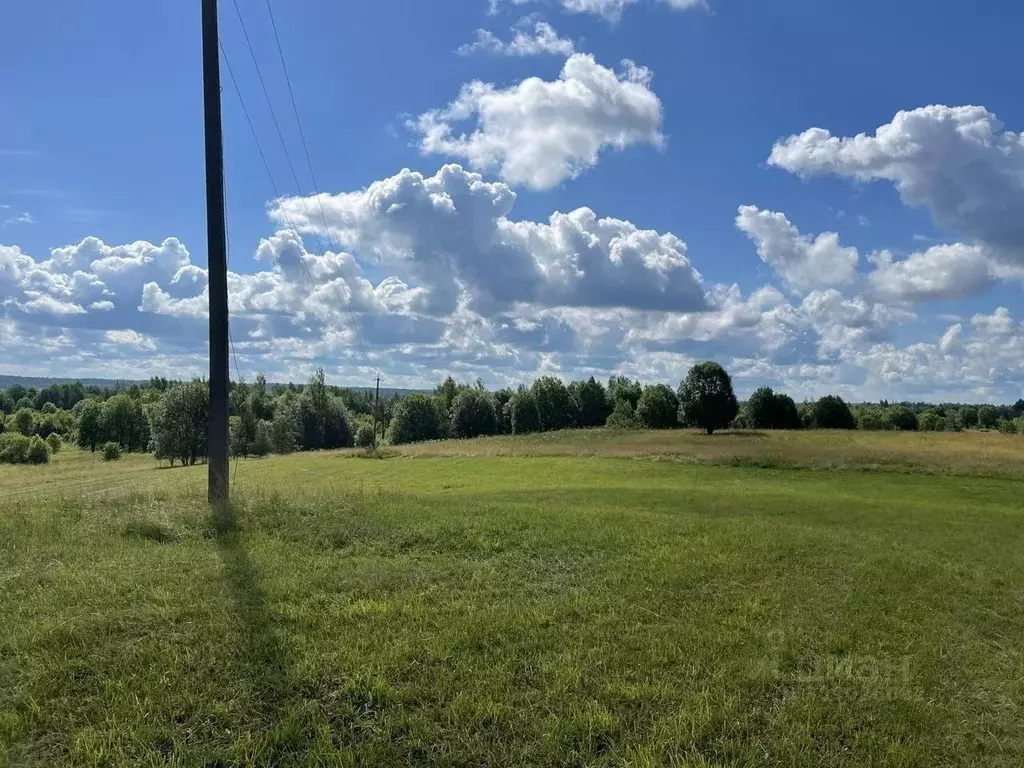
<box><xmin>221</xmin><ymin>40</ymin><xmax>329</xmax><ymax>341</ymax></box>
<box><xmin>220</xmin><ymin>41</ymin><xmax>379</xmax><ymax>414</ymax></box>
<box><xmin>264</xmin><ymin>0</ymin><xmax>337</xmax><ymax>261</ymax></box>
<box><xmin>255</xmin><ymin>0</ymin><xmax>375</xmax><ymax>372</ymax></box>
<box><xmin>224</xmin><ymin>2</ymin><xmax>374</xmax><ymax>374</ymax></box>
<box><xmin>220</xmin><ymin>42</ymin><xmax>282</xmax><ymax>201</ymax></box>
<box><xmin>265</xmin><ymin>0</ymin><xmax>320</xmax><ymax>195</ymax></box>
<box><xmin>229</xmin><ymin>0</ymin><xmax>323</xmax><ymax>251</ymax></box>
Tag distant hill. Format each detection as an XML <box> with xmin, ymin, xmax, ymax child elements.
<box><xmin>0</xmin><ymin>374</ymin><xmax>144</xmax><ymax>391</ymax></box>
<box><xmin>0</xmin><ymin>373</ymin><xmax>426</xmax><ymax>398</ymax></box>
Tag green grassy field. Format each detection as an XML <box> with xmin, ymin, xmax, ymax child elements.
<box><xmin>2</xmin><ymin>430</ymin><xmax>1023</xmax><ymax>766</ymax></box>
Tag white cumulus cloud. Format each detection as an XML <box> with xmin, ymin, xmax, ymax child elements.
<box><xmin>271</xmin><ymin>164</ymin><xmax>706</xmax><ymax>316</ymax></box>
<box><xmin>769</xmin><ymin>105</ymin><xmax>1024</xmax><ymax>263</ymax></box>
<box><xmin>867</xmin><ymin>243</ymin><xmax>996</xmax><ymax>304</ymax></box>
<box><xmin>736</xmin><ymin>206</ymin><xmax>859</xmax><ymax>293</ymax></box>
<box><xmin>5</xmin><ymin>160</ymin><xmax>1024</xmax><ymax>402</ymax></box>
<box><xmin>104</xmin><ymin>329</ymin><xmax>157</xmax><ymax>351</ymax></box>
<box><xmin>938</xmin><ymin>323</ymin><xmax>961</xmax><ymax>353</ymax></box>
<box><xmin>411</xmin><ymin>54</ymin><xmax>663</xmax><ymax>190</ymax></box>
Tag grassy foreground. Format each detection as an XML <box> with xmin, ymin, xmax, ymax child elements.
<box><xmin>2</xmin><ymin>430</ymin><xmax>1023</xmax><ymax>766</ymax></box>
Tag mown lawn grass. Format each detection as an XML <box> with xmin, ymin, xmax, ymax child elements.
<box><xmin>1</xmin><ymin>431</ymin><xmax>1023</xmax><ymax>766</ymax></box>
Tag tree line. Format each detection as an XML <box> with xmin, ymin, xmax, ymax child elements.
<box><xmin>2</xmin><ymin>363</ymin><xmax>1024</xmax><ymax>465</ymax></box>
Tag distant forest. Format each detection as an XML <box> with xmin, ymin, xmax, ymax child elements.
<box><xmin>1</xmin><ymin>365</ymin><xmax>1023</xmax><ymax>467</ymax></box>
<box><xmin>0</xmin><ymin>374</ymin><xmax>423</xmax><ymax>400</ymax></box>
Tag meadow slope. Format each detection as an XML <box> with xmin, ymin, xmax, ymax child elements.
<box><xmin>1</xmin><ymin>430</ymin><xmax>1023</xmax><ymax>766</ymax></box>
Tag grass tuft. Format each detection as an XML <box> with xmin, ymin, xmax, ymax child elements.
<box><xmin>122</xmin><ymin>519</ymin><xmax>180</xmax><ymax>544</ymax></box>
<box><xmin>352</xmin><ymin>447</ymin><xmax>401</xmax><ymax>460</ymax></box>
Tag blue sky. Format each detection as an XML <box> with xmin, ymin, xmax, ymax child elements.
<box><xmin>2</xmin><ymin>0</ymin><xmax>1024</xmax><ymax>402</ymax></box>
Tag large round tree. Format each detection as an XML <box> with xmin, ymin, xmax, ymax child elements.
<box><xmin>810</xmin><ymin>395</ymin><xmax>856</xmax><ymax>430</ymax></box>
<box><xmin>677</xmin><ymin>362</ymin><xmax>739</xmax><ymax>435</ymax></box>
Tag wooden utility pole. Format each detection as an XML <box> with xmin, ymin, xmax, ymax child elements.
<box><xmin>372</xmin><ymin>373</ymin><xmax>381</xmax><ymax>447</ymax></box>
<box><xmin>202</xmin><ymin>0</ymin><xmax>230</xmax><ymax>505</ymax></box>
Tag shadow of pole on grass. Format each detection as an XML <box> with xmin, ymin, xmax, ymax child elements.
<box><xmin>211</xmin><ymin>502</ymin><xmax>296</xmax><ymax>745</ymax></box>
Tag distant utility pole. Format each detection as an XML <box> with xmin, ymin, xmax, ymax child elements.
<box><xmin>373</xmin><ymin>373</ymin><xmax>381</xmax><ymax>448</ymax></box>
<box><xmin>203</xmin><ymin>0</ymin><xmax>230</xmax><ymax>505</ymax></box>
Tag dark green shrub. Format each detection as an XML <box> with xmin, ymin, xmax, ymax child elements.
<box><xmin>773</xmin><ymin>394</ymin><xmax>802</xmax><ymax>430</ymax></box>
<box><xmin>605</xmin><ymin>399</ymin><xmax>641</xmax><ymax>429</ymax></box>
<box><xmin>636</xmin><ymin>384</ymin><xmax>679</xmax><ymax>429</ymax></box>
<box><xmin>101</xmin><ymin>394</ymin><xmax>149</xmax><ymax>452</ymax></box>
<box><xmin>509</xmin><ymin>391</ymin><xmax>541</xmax><ymax>435</ymax></box>
<box><xmin>434</xmin><ymin>376</ymin><xmax>465</xmax><ymax>416</ymax></box>
<box><xmin>271</xmin><ymin>403</ymin><xmax>300</xmax><ymax>454</ymax></box>
<box><xmin>451</xmin><ymin>389</ymin><xmax>498</xmax><ymax>439</ymax></box>
<box><xmin>252</xmin><ymin>421</ymin><xmax>274</xmax><ymax>457</ymax></box>
<box><xmin>856</xmin><ymin>406</ymin><xmax>892</xmax><ymax>431</ymax></box>
<box><xmin>388</xmin><ymin>393</ymin><xmax>441</xmax><ymax>445</ymax></box>
<box><xmin>607</xmin><ymin>376</ymin><xmax>642</xmax><ymax>411</ymax></box>
<box><xmin>355</xmin><ymin>423</ymin><xmax>376</xmax><ymax>448</ymax></box>
<box><xmin>918</xmin><ymin>411</ymin><xmax>942</xmax><ymax>431</ymax></box>
<box><xmin>959</xmin><ymin>407</ymin><xmax>978</xmax><ymax>429</ymax></box>
<box><xmin>434</xmin><ymin>397</ymin><xmax>454</xmax><ymax>440</ymax></box>
<box><xmin>978</xmin><ymin>405</ymin><xmax>999</xmax><ymax>429</ymax></box>
<box><xmin>150</xmin><ymin>380</ymin><xmax>208</xmax><ymax>466</ymax></box>
<box><xmin>811</xmin><ymin>395</ymin><xmax>856</xmax><ymax>430</ymax></box>
<box><xmin>102</xmin><ymin>442</ymin><xmax>122</xmax><ymax>461</ymax></box>
<box><xmin>0</xmin><ymin>433</ymin><xmax>31</xmax><ymax>464</ymax></box>
<box><xmin>570</xmin><ymin>377</ymin><xmax>610</xmax><ymax>428</ymax></box>
<box><xmin>76</xmin><ymin>399</ymin><xmax>104</xmax><ymax>451</ymax></box>
<box><xmin>746</xmin><ymin>387</ymin><xmax>802</xmax><ymax>430</ymax></box>
<box><xmin>46</xmin><ymin>433</ymin><xmax>62</xmax><ymax>453</ymax></box>
<box><xmin>531</xmin><ymin>377</ymin><xmax>576</xmax><ymax>432</ymax></box>
<box><xmin>494</xmin><ymin>388</ymin><xmax>515</xmax><ymax>434</ymax></box>
<box><xmin>295</xmin><ymin>370</ymin><xmax>354</xmax><ymax>450</ymax></box>
<box><xmin>26</xmin><ymin>436</ymin><xmax>50</xmax><ymax>464</ymax></box>
<box><xmin>10</xmin><ymin>408</ymin><xmax>35</xmax><ymax>436</ymax></box>
<box><xmin>888</xmin><ymin>406</ymin><xmax>918</xmax><ymax>431</ymax></box>
<box><xmin>501</xmin><ymin>399</ymin><xmax>514</xmax><ymax>434</ymax></box>
<box><xmin>36</xmin><ymin>411</ymin><xmax>73</xmax><ymax>439</ymax></box>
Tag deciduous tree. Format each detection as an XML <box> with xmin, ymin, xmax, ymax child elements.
<box><xmin>677</xmin><ymin>362</ymin><xmax>739</xmax><ymax>435</ymax></box>
<box><xmin>451</xmin><ymin>389</ymin><xmax>498</xmax><ymax>439</ymax></box>
<box><xmin>811</xmin><ymin>395</ymin><xmax>856</xmax><ymax>430</ymax></box>
<box><xmin>636</xmin><ymin>384</ymin><xmax>679</xmax><ymax>429</ymax></box>
<box><xmin>388</xmin><ymin>393</ymin><xmax>442</xmax><ymax>445</ymax></box>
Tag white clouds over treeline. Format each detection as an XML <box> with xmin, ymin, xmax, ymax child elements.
<box><xmin>3</xmin><ymin>150</ymin><xmax>1024</xmax><ymax>401</ymax></box>
<box><xmin>3</xmin><ymin>12</ymin><xmax>1024</xmax><ymax>411</ymax></box>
